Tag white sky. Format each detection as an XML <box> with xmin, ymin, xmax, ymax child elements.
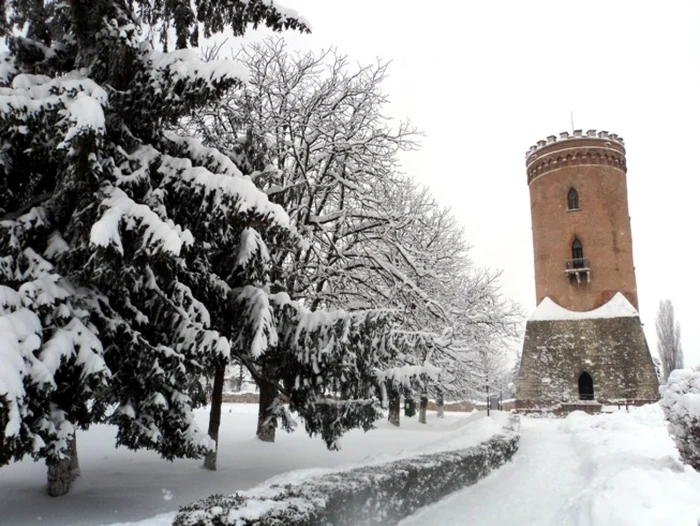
<box><xmin>238</xmin><ymin>0</ymin><xmax>700</xmax><ymax>365</ymax></box>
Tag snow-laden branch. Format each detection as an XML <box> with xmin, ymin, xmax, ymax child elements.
<box><xmin>90</xmin><ymin>187</ymin><xmax>193</xmax><ymax>256</ymax></box>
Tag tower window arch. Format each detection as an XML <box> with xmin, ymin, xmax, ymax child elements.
<box><xmin>567</xmin><ymin>187</ymin><xmax>579</xmax><ymax>210</ymax></box>
<box><xmin>572</xmin><ymin>238</ymin><xmax>584</xmax><ymax>268</ymax></box>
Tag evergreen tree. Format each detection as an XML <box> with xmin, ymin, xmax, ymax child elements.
<box><xmin>0</xmin><ymin>0</ymin><xmax>308</xmax><ymax>495</ymax></box>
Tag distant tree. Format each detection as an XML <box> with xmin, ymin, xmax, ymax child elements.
<box><xmin>656</xmin><ymin>299</ymin><xmax>684</xmax><ymax>382</ymax></box>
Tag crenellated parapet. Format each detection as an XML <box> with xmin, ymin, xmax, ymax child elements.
<box><xmin>526</xmin><ymin>129</ymin><xmax>627</xmax><ymax>184</ymax></box>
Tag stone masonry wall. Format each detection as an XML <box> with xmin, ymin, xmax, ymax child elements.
<box><xmin>517</xmin><ymin>316</ymin><xmax>659</xmax><ymax>403</ymax></box>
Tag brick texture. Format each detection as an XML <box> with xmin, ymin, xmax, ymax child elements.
<box><xmin>527</xmin><ymin>138</ymin><xmax>638</xmax><ymax>312</ymax></box>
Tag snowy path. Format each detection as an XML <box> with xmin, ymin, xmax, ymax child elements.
<box><xmin>400</xmin><ymin>417</ymin><xmax>586</xmax><ymax>526</ymax></box>
<box><xmin>401</xmin><ymin>406</ymin><xmax>700</xmax><ymax>526</ymax></box>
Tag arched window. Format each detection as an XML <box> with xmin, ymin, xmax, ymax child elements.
<box><xmin>578</xmin><ymin>372</ymin><xmax>594</xmax><ymax>400</ymax></box>
<box><xmin>567</xmin><ymin>188</ymin><xmax>579</xmax><ymax>210</ymax></box>
<box><xmin>572</xmin><ymin>238</ymin><xmax>584</xmax><ymax>268</ymax></box>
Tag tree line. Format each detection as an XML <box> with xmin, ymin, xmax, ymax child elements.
<box><xmin>0</xmin><ymin>0</ymin><xmax>520</xmax><ymax>497</ymax></box>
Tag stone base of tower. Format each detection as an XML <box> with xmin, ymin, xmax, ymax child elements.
<box><xmin>514</xmin><ymin>296</ymin><xmax>659</xmax><ymax>415</ymax></box>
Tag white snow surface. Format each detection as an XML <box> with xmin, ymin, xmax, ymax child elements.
<box><xmin>401</xmin><ymin>404</ymin><xmax>700</xmax><ymax>526</ymax></box>
<box><xmin>148</xmin><ymin>47</ymin><xmax>250</xmax><ymax>85</ymax></box>
<box><xmin>235</xmin><ymin>228</ymin><xmax>270</xmax><ymax>269</ymax></box>
<box><xmin>0</xmin><ymin>308</ymin><xmax>43</xmax><ymax>437</ymax></box>
<box><xmin>64</xmin><ymin>91</ymin><xmax>106</xmax><ymax>142</ymax></box>
<box><xmin>4</xmin><ymin>402</ymin><xmax>699</xmax><ymax>526</ymax></box>
<box><xmin>90</xmin><ymin>187</ymin><xmax>190</xmax><ymax>256</ymax></box>
<box><xmin>0</xmin><ymin>404</ymin><xmax>502</xmax><ymax>526</ymax></box>
<box><xmin>530</xmin><ymin>292</ymin><xmax>639</xmax><ymax>321</ymax></box>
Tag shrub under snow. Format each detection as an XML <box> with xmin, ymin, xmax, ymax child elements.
<box><xmin>173</xmin><ymin>416</ymin><xmax>520</xmax><ymax>526</ymax></box>
<box><xmin>660</xmin><ymin>368</ymin><xmax>700</xmax><ymax>469</ymax></box>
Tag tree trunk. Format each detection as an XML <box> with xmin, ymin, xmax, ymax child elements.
<box><xmin>203</xmin><ymin>364</ymin><xmax>225</xmax><ymax>470</ymax></box>
<box><xmin>419</xmin><ymin>391</ymin><xmax>428</xmax><ymax>424</ymax></box>
<box><xmin>436</xmin><ymin>390</ymin><xmax>445</xmax><ymax>419</ymax></box>
<box><xmin>47</xmin><ymin>435</ymin><xmax>80</xmax><ymax>497</ymax></box>
<box><xmin>388</xmin><ymin>385</ymin><xmax>400</xmax><ymax>427</ymax></box>
<box><xmin>257</xmin><ymin>380</ymin><xmax>278</xmax><ymax>442</ymax></box>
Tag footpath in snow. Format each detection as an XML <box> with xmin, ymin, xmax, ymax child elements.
<box><xmin>401</xmin><ymin>404</ymin><xmax>700</xmax><ymax>526</ymax></box>
<box><xmin>0</xmin><ymin>403</ymin><xmax>506</xmax><ymax>526</ymax></box>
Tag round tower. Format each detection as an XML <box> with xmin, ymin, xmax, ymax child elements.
<box><xmin>526</xmin><ymin>129</ymin><xmax>638</xmax><ymax>312</ymax></box>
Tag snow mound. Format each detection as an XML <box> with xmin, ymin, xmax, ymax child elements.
<box><xmin>553</xmin><ymin>404</ymin><xmax>700</xmax><ymax>526</ymax></box>
<box><xmin>530</xmin><ymin>292</ymin><xmax>638</xmax><ymax>321</ymax></box>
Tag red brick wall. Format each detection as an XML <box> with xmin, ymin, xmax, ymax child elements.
<box><xmin>526</xmin><ymin>137</ymin><xmax>639</xmax><ymax>312</ymax></box>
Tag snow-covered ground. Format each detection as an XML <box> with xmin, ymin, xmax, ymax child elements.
<box><xmin>401</xmin><ymin>404</ymin><xmax>700</xmax><ymax>526</ymax></box>
<box><xmin>0</xmin><ymin>404</ymin><xmax>503</xmax><ymax>526</ymax></box>
<box><xmin>4</xmin><ymin>403</ymin><xmax>699</xmax><ymax>526</ymax></box>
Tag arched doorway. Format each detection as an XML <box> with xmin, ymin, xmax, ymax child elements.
<box><xmin>578</xmin><ymin>372</ymin><xmax>594</xmax><ymax>400</ymax></box>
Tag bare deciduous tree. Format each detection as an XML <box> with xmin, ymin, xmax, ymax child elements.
<box><xmin>189</xmin><ymin>36</ymin><xmax>522</xmax><ymax>437</ymax></box>
<box><xmin>656</xmin><ymin>299</ymin><xmax>684</xmax><ymax>382</ymax></box>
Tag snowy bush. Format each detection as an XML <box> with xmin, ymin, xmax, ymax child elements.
<box><xmin>173</xmin><ymin>416</ymin><xmax>520</xmax><ymax>526</ymax></box>
<box><xmin>660</xmin><ymin>368</ymin><xmax>700</xmax><ymax>470</ymax></box>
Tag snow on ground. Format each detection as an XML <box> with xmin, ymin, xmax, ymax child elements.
<box><xmin>0</xmin><ymin>403</ymin><xmax>505</xmax><ymax>526</ymax></box>
<box><xmin>400</xmin><ymin>403</ymin><xmax>700</xmax><ymax>526</ymax></box>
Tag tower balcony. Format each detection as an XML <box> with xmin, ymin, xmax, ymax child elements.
<box><xmin>565</xmin><ymin>258</ymin><xmax>591</xmax><ymax>284</ymax></box>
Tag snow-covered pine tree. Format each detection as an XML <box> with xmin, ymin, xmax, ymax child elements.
<box><xmin>244</xmin><ymin>293</ymin><xmax>400</xmax><ymax>448</ymax></box>
<box><xmin>0</xmin><ymin>0</ymin><xmax>308</xmax><ymax>494</ymax></box>
<box><xmin>194</xmin><ymin>228</ymin><xmax>404</xmax><ymax>452</ymax></box>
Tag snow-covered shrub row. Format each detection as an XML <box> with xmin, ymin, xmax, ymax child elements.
<box><xmin>660</xmin><ymin>368</ymin><xmax>700</xmax><ymax>469</ymax></box>
<box><xmin>173</xmin><ymin>416</ymin><xmax>520</xmax><ymax>526</ymax></box>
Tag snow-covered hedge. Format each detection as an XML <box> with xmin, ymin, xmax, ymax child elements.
<box><xmin>660</xmin><ymin>368</ymin><xmax>700</xmax><ymax>469</ymax></box>
<box><xmin>173</xmin><ymin>415</ymin><xmax>520</xmax><ymax>526</ymax></box>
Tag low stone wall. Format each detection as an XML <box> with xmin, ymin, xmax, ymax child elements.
<box><xmin>221</xmin><ymin>393</ymin><xmax>484</xmax><ymax>412</ymax></box>
<box><xmin>173</xmin><ymin>416</ymin><xmax>520</xmax><ymax>526</ymax></box>
<box><xmin>221</xmin><ymin>392</ymin><xmax>261</xmax><ymax>404</ymax></box>
<box><xmin>507</xmin><ymin>398</ymin><xmax>659</xmax><ymax>416</ymax></box>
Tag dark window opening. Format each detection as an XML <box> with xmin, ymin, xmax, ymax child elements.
<box><xmin>572</xmin><ymin>238</ymin><xmax>584</xmax><ymax>268</ymax></box>
<box><xmin>568</xmin><ymin>188</ymin><xmax>579</xmax><ymax>210</ymax></box>
<box><xmin>578</xmin><ymin>372</ymin><xmax>594</xmax><ymax>400</ymax></box>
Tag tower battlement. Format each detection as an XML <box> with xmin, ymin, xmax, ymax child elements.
<box><xmin>526</xmin><ymin>130</ymin><xmax>627</xmax><ymax>185</ymax></box>
<box><xmin>525</xmin><ymin>129</ymin><xmax>625</xmax><ymax>160</ymax></box>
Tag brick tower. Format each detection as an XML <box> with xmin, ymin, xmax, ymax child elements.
<box><xmin>515</xmin><ymin>130</ymin><xmax>658</xmax><ymax>413</ymax></box>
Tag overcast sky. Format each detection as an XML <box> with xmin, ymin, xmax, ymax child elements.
<box><xmin>239</xmin><ymin>0</ymin><xmax>700</xmax><ymax>365</ymax></box>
